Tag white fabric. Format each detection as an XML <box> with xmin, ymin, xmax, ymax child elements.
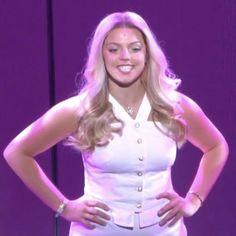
<box><xmin>70</xmin><ymin>94</ymin><xmax>187</xmax><ymax>235</ymax></box>
<box><xmin>69</xmin><ymin>213</ymin><xmax>187</xmax><ymax>236</ymax></box>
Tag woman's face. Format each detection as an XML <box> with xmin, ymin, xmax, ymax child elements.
<box><xmin>102</xmin><ymin>27</ymin><xmax>147</xmax><ymax>87</ymax></box>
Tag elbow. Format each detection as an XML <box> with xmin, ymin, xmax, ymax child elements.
<box><xmin>3</xmin><ymin>141</ymin><xmax>34</xmax><ymax>167</ymax></box>
<box><xmin>3</xmin><ymin>143</ymin><xmax>14</xmax><ymax>164</ymax></box>
<box><xmin>215</xmin><ymin>137</ymin><xmax>229</xmax><ymax>165</ymax></box>
<box><xmin>3</xmin><ymin>145</ymin><xmax>10</xmax><ymax>160</ymax></box>
<box><xmin>3</xmin><ymin>142</ymin><xmax>22</xmax><ymax>167</ymax></box>
<box><xmin>222</xmin><ymin>138</ymin><xmax>229</xmax><ymax>162</ymax></box>
<box><xmin>203</xmin><ymin>137</ymin><xmax>229</xmax><ymax>166</ymax></box>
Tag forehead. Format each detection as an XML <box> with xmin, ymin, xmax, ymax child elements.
<box><xmin>104</xmin><ymin>27</ymin><xmax>145</xmax><ymax>44</ymax></box>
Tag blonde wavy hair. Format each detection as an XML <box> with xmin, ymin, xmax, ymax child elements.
<box><xmin>67</xmin><ymin>11</ymin><xmax>186</xmax><ymax>151</ymax></box>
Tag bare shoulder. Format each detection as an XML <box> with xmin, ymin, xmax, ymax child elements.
<box><xmin>41</xmin><ymin>95</ymin><xmax>81</xmax><ymax>128</ymax></box>
<box><xmin>48</xmin><ymin>95</ymin><xmax>81</xmax><ymax>115</ymax></box>
<box><xmin>176</xmin><ymin>92</ymin><xmax>226</xmax><ymax>152</ymax></box>
<box><xmin>176</xmin><ymin>92</ymin><xmax>203</xmax><ymax>117</ymax></box>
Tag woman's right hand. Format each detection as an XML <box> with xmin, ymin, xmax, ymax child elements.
<box><xmin>62</xmin><ymin>198</ymin><xmax>111</xmax><ymax>229</ymax></box>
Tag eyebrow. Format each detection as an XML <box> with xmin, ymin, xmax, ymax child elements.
<box><xmin>105</xmin><ymin>41</ymin><xmax>143</xmax><ymax>46</ymax></box>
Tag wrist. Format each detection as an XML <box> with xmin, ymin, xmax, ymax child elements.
<box><xmin>186</xmin><ymin>191</ymin><xmax>203</xmax><ymax>208</ymax></box>
<box><xmin>55</xmin><ymin>199</ymin><xmax>69</xmax><ymax>218</ymax></box>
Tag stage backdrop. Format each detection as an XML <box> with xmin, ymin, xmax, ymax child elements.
<box><xmin>1</xmin><ymin>1</ymin><xmax>235</xmax><ymax>235</ymax></box>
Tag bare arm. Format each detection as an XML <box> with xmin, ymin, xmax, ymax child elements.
<box><xmin>157</xmin><ymin>93</ymin><xmax>229</xmax><ymax>226</ymax></box>
<box><xmin>3</xmin><ymin>97</ymin><xmax>79</xmax><ymax>211</ymax></box>
<box><xmin>181</xmin><ymin>94</ymin><xmax>228</xmax><ymax>200</ymax></box>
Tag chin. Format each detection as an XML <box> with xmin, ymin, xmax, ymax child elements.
<box><xmin>111</xmin><ymin>77</ymin><xmax>141</xmax><ymax>88</ymax></box>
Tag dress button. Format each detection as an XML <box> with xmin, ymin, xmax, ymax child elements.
<box><xmin>135</xmin><ymin>123</ymin><xmax>140</xmax><ymax>128</ymax></box>
<box><xmin>136</xmin><ymin>203</ymin><xmax>142</xmax><ymax>208</ymax></box>
<box><xmin>137</xmin><ymin>138</ymin><xmax>142</xmax><ymax>144</ymax></box>
<box><xmin>137</xmin><ymin>171</ymin><xmax>143</xmax><ymax>176</ymax></box>
<box><xmin>139</xmin><ymin>156</ymin><xmax>144</xmax><ymax>161</ymax></box>
<box><xmin>137</xmin><ymin>186</ymin><xmax>143</xmax><ymax>192</ymax></box>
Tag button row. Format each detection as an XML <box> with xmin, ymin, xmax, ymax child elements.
<box><xmin>134</xmin><ymin>123</ymin><xmax>143</xmax><ymax>210</ymax></box>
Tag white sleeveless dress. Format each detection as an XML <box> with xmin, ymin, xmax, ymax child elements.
<box><xmin>69</xmin><ymin>94</ymin><xmax>187</xmax><ymax>236</ymax></box>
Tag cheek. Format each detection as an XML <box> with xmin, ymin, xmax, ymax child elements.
<box><xmin>136</xmin><ymin>56</ymin><xmax>146</xmax><ymax>69</ymax></box>
<box><xmin>104</xmin><ymin>53</ymin><xmax>116</xmax><ymax>66</ymax></box>
<box><xmin>103</xmin><ymin>57</ymin><xmax>117</xmax><ymax>75</ymax></box>
<box><xmin>134</xmin><ymin>53</ymin><xmax>146</xmax><ymax>64</ymax></box>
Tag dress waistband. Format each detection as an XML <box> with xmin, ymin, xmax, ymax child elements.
<box><xmin>81</xmin><ymin>195</ymin><xmax>169</xmax><ymax>228</ymax></box>
<box><xmin>111</xmin><ymin>205</ymin><xmax>162</xmax><ymax>228</ymax></box>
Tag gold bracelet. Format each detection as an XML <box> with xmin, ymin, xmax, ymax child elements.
<box><xmin>188</xmin><ymin>191</ymin><xmax>203</xmax><ymax>206</ymax></box>
<box><xmin>55</xmin><ymin>199</ymin><xmax>69</xmax><ymax>218</ymax></box>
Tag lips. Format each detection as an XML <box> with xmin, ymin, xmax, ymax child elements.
<box><xmin>117</xmin><ymin>65</ymin><xmax>133</xmax><ymax>73</ymax></box>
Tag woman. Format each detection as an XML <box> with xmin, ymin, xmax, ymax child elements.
<box><xmin>3</xmin><ymin>12</ymin><xmax>228</xmax><ymax>235</ymax></box>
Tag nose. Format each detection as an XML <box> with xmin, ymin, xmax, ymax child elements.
<box><xmin>120</xmin><ymin>48</ymin><xmax>130</xmax><ymax>60</ymax></box>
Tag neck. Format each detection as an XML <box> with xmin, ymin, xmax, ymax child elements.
<box><xmin>108</xmin><ymin>81</ymin><xmax>145</xmax><ymax>107</ymax></box>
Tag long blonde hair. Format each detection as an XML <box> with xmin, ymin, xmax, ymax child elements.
<box><xmin>67</xmin><ymin>11</ymin><xmax>186</xmax><ymax>151</ymax></box>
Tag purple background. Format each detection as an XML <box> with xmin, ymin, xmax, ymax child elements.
<box><xmin>1</xmin><ymin>1</ymin><xmax>235</xmax><ymax>235</ymax></box>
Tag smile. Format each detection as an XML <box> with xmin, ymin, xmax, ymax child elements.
<box><xmin>117</xmin><ymin>65</ymin><xmax>133</xmax><ymax>73</ymax></box>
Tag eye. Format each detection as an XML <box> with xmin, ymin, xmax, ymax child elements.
<box><xmin>130</xmin><ymin>42</ymin><xmax>143</xmax><ymax>53</ymax></box>
<box><xmin>108</xmin><ymin>48</ymin><xmax>118</xmax><ymax>53</ymax></box>
<box><xmin>131</xmin><ymin>47</ymin><xmax>141</xmax><ymax>52</ymax></box>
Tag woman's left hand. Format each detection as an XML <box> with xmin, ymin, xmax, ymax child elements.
<box><xmin>156</xmin><ymin>191</ymin><xmax>201</xmax><ymax>227</ymax></box>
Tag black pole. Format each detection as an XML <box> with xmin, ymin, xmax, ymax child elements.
<box><xmin>46</xmin><ymin>0</ymin><xmax>60</xmax><ymax>235</ymax></box>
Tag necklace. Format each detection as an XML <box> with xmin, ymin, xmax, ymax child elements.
<box><xmin>126</xmin><ymin>106</ymin><xmax>134</xmax><ymax>117</ymax></box>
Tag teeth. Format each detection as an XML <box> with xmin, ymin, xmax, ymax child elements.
<box><xmin>118</xmin><ymin>65</ymin><xmax>133</xmax><ymax>72</ymax></box>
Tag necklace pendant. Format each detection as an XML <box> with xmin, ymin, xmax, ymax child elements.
<box><xmin>127</xmin><ymin>106</ymin><xmax>134</xmax><ymax>116</ymax></box>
